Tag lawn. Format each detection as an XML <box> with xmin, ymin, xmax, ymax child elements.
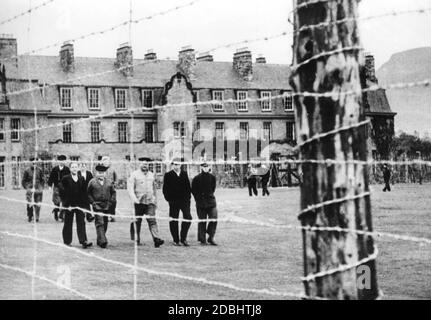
<box><xmin>0</xmin><ymin>184</ymin><xmax>430</xmax><ymax>300</ymax></box>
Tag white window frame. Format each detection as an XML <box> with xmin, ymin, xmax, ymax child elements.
<box><xmin>212</xmin><ymin>90</ymin><xmax>224</xmax><ymax>111</ymax></box>
<box><xmin>118</xmin><ymin>122</ymin><xmax>128</xmax><ymax>143</ymax></box>
<box><xmin>60</xmin><ymin>87</ymin><xmax>72</xmax><ymax>109</ymax></box>
<box><xmin>90</xmin><ymin>121</ymin><xmax>101</xmax><ymax>143</ymax></box>
<box><xmin>11</xmin><ymin>118</ymin><xmax>20</xmax><ymax>142</ymax></box>
<box><xmin>263</xmin><ymin>122</ymin><xmax>272</xmax><ymax>141</ymax></box>
<box><xmin>0</xmin><ymin>118</ymin><xmax>5</xmax><ymax>142</ymax></box>
<box><xmin>239</xmin><ymin>122</ymin><xmax>249</xmax><ymax>140</ymax></box>
<box><xmin>286</xmin><ymin>121</ymin><xmax>295</xmax><ymax>141</ymax></box>
<box><xmin>88</xmin><ymin>88</ymin><xmax>100</xmax><ymax>110</ymax></box>
<box><xmin>236</xmin><ymin>91</ymin><xmax>248</xmax><ymax>111</ymax></box>
<box><xmin>62</xmin><ymin>122</ymin><xmax>73</xmax><ymax>143</ymax></box>
<box><xmin>260</xmin><ymin>91</ymin><xmax>272</xmax><ymax>112</ymax></box>
<box><xmin>142</xmin><ymin>89</ymin><xmax>154</xmax><ymax>109</ymax></box>
<box><xmin>173</xmin><ymin>122</ymin><xmax>186</xmax><ymax>138</ymax></box>
<box><xmin>115</xmin><ymin>88</ymin><xmax>127</xmax><ymax>110</ymax></box>
<box><xmin>284</xmin><ymin>91</ymin><xmax>293</xmax><ymax>111</ymax></box>
<box><xmin>215</xmin><ymin>122</ymin><xmax>225</xmax><ymax>140</ymax></box>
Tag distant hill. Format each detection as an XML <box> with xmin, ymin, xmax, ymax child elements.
<box><xmin>377</xmin><ymin>47</ymin><xmax>431</xmax><ymax>137</ymax></box>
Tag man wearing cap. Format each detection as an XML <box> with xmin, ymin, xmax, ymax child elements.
<box><xmin>48</xmin><ymin>155</ymin><xmax>70</xmax><ymax>222</ymax></box>
<box><xmin>87</xmin><ymin>164</ymin><xmax>116</xmax><ymax>248</ymax></box>
<box><xmin>191</xmin><ymin>162</ymin><xmax>218</xmax><ymax>246</ymax></box>
<box><xmin>102</xmin><ymin>156</ymin><xmax>117</xmax><ymax>222</ymax></box>
<box><xmin>59</xmin><ymin>161</ymin><xmax>93</xmax><ymax>249</ymax></box>
<box><xmin>163</xmin><ymin>158</ymin><xmax>192</xmax><ymax>246</ymax></box>
<box><xmin>21</xmin><ymin>158</ymin><xmax>45</xmax><ymax>223</ymax></box>
<box><xmin>127</xmin><ymin>157</ymin><xmax>164</xmax><ymax>248</ymax></box>
<box><xmin>78</xmin><ymin>161</ymin><xmax>94</xmax><ymax>222</ymax></box>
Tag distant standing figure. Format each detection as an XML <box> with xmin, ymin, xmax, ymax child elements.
<box><xmin>59</xmin><ymin>162</ymin><xmax>93</xmax><ymax>249</ymax></box>
<box><xmin>163</xmin><ymin>158</ymin><xmax>192</xmax><ymax>246</ymax></box>
<box><xmin>102</xmin><ymin>156</ymin><xmax>117</xmax><ymax>222</ymax></box>
<box><xmin>382</xmin><ymin>164</ymin><xmax>391</xmax><ymax>192</ymax></box>
<box><xmin>192</xmin><ymin>162</ymin><xmax>218</xmax><ymax>246</ymax></box>
<box><xmin>127</xmin><ymin>157</ymin><xmax>164</xmax><ymax>248</ymax></box>
<box><xmin>21</xmin><ymin>158</ymin><xmax>45</xmax><ymax>223</ymax></box>
<box><xmin>246</xmin><ymin>165</ymin><xmax>257</xmax><ymax>197</ymax></box>
<box><xmin>261</xmin><ymin>164</ymin><xmax>270</xmax><ymax>196</ymax></box>
<box><xmin>87</xmin><ymin>164</ymin><xmax>116</xmax><ymax>248</ymax></box>
<box><xmin>78</xmin><ymin>162</ymin><xmax>94</xmax><ymax>222</ymax></box>
<box><xmin>48</xmin><ymin>155</ymin><xmax>70</xmax><ymax>222</ymax></box>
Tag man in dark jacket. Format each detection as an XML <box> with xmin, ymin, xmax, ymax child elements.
<box><xmin>163</xmin><ymin>158</ymin><xmax>192</xmax><ymax>246</ymax></box>
<box><xmin>21</xmin><ymin>158</ymin><xmax>45</xmax><ymax>222</ymax></box>
<box><xmin>59</xmin><ymin>162</ymin><xmax>92</xmax><ymax>248</ymax></box>
<box><xmin>87</xmin><ymin>164</ymin><xmax>116</xmax><ymax>248</ymax></box>
<box><xmin>383</xmin><ymin>164</ymin><xmax>391</xmax><ymax>192</ymax></box>
<box><xmin>246</xmin><ymin>165</ymin><xmax>257</xmax><ymax>197</ymax></box>
<box><xmin>261</xmin><ymin>164</ymin><xmax>271</xmax><ymax>196</ymax></box>
<box><xmin>78</xmin><ymin>161</ymin><xmax>94</xmax><ymax>222</ymax></box>
<box><xmin>191</xmin><ymin>162</ymin><xmax>218</xmax><ymax>246</ymax></box>
<box><xmin>48</xmin><ymin>155</ymin><xmax>70</xmax><ymax>222</ymax></box>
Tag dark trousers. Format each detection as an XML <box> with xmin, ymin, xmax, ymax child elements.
<box><xmin>248</xmin><ymin>178</ymin><xmax>257</xmax><ymax>196</ymax></box>
<box><xmin>383</xmin><ymin>179</ymin><xmax>391</xmax><ymax>192</ymax></box>
<box><xmin>94</xmin><ymin>209</ymin><xmax>109</xmax><ymax>246</ymax></box>
<box><xmin>52</xmin><ymin>186</ymin><xmax>66</xmax><ymax>220</ymax></box>
<box><xmin>262</xmin><ymin>179</ymin><xmax>270</xmax><ymax>196</ymax></box>
<box><xmin>109</xmin><ymin>201</ymin><xmax>117</xmax><ymax>216</ymax></box>
<box><xmin>62</xmin><ymin>209</ymin><xmax>88</xmax><ymax>245</ymax></box>
<box><xmin>168</xmin><ymin>201</ymin><xmax>192</xmax><ymax>243</ymax></box>
<box><xmin>26</xmin><ymin>190</ymin><xmax>43</xmax><ymax>220</ymax></box>
<box><xmin>130</xmin><ymin>204</ymin><xmax>161</xmax><ymax>243</ymax></box>
<box><xmin>196</xmin><ymin>206</ymin><xmax>218</xmax><ymax>243</ymax></box>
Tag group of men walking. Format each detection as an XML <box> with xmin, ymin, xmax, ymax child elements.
<box><xmin>21</xmin><ymin>155</ymin><xmax>219</xmax><ymax>249</ymax></box>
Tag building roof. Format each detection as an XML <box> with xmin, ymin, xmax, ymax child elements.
<box><xmin>5</xmin><ymin>55</ymin><xmax>292</xmax><ymax>90</ymax></box>
<box><xmin>364</xmin><ymin>79</ymin><xmax>396</xmax><ymax>115</ymax></box>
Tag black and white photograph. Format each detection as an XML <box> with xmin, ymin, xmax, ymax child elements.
<box><xmin>0</xmin><ymin>0</ymin><xmax>430</xmax><ymax>307</ymax></box>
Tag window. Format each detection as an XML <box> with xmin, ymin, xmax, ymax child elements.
<box><xmin>0</xmin><ymin>157</ymin><xmax>4</xmax><ymax>188</ymax></box>
<box><xmin>286</xmin><ymin>122</ymin><xmax>295</xmax><ymax>141</ymax></box>
<box><xmin>173</xmin><ymin>122</ymin><xmax>186</xmax><ymax>138</ymax></box>
<box><xmin>12</xmin><ymin>156</ymin><xmax>21</xmax><ymax>188</ymax></box>
<box><xmin>118</xmin><ymin>122</ymin><xmax>128</xmax><ymax>143</ymax></box>
<box><xmin>236</xmin><ymin>91</ymin><xmax>248</xmax><ymax>111</ymax></box>
<box><xmin>70</xmin><ymin>156</ymin><xmax>80</xmax><ymax>162</ymax></box>
<box><xmin>156</xmin><ymin>163</ymin><xmax>162</xmax><ymax>174</ymax></box>
<box><xmin>212</xmin><ymin>90</ymin><xmax>224</xmax><ymax>111</ymax></box>
<box><xmin>215</xmin><ymin>122</ymin><xmax>225</xmax><ymax>140</ymax></box>
<box><xmin>88</xmin><ymin>88</ymin><xmax>100</xmax><ymax>110</ymax></box>
<box><xmin>60</xmin><ymin>87</ymin><xmax>72</xmax><ymax>109</ymax></box>
<box><xmin>62</xmin><ymin>123</ymin><xmax>72</xmax><ymax>143</ymax></box>
<box><xmin>11</xmin><ymin>118</ymin><xmax>20</xmax><ymax>141</ymax></box>
<box><xmin>260</xmin><ymin>91</ymin><xmax>272</xmax><ymax>111</ymax></box>
<box><xmin>90</xmin><ymin>122</ymin><xmax>100</xmax><ymax>143</ymax></box>
<box><xmin>142</xmin><ymin>90</ymin><xmax>153</xmax><ymax>109</ymax></box>
<box><xmin>195</xmin><ymin>122</ymin><xmax>201</xmax><ymax>141</ymax></box>
<box><xmin>0</xmin><ymin>118</ymin><xmax>4</xmax><ymax>141</ymax></box>
<box><xmin>115</xmin><ymin>89</ymin><xmax>127</xmax><ymax>109</ymax></box>
<box><xmin>263</xmin><ymin>122</ymin><xmax>272</xmax><ymax>141</ymax></box>
<box><xmin>240</xmin><ymin>122</ymin><xmax>249</xmax><ymax>140</ymax></box>
<box><xmin>284</xmin><ymin>91</ymin><xmax>293</xmax><ymax>111</ymax></box>
<box><xmin>145</xmin><ymin>123</ymin><xmax>154</xmax><ymax>142</ymax></box>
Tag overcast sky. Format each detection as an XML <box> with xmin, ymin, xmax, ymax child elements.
<box><xmin>1</xmin><ymin>0</ymin><xmax>430</xmax><ymax>68</ymax></box>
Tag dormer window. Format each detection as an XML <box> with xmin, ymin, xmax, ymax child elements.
<box><xmin>212</xmin><ymin>90</ymin><xmax>224</xmax><ymax>111</ymax></box>
<box><xmin>88</xmin><ymin>88</ymin><xmax>100</xmax><ymax>110</ymax></box>
<box><xmin>60</xmin><ymin>87</ymin><xmax>72</xmax><ymax>109</ymax></box>
<box><xmin>284</xmin><ymin>91</ymin><xmax>293</xmax><ymax>111</ymax></box>
<box><xmin>236</xmin><ymin>91</ymin><xmax>248</xmax><ymax>112</ymax></box>
<box><xmin>115</xmin><ymin>88</ymin><xmax>127</xmax><ymax>110</ymax></box>
<box><xmin>260</xmin><ymin>91</ymin><xmax>271</xmax><ymax>112</ymax></box>
<box><xmin>142</xmin><ymin>89</ymin><xmax>153</xmax><ymax>109</ymax></box>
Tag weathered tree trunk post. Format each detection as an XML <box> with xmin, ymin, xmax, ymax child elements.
<box><xmin>291</xmin><ymin>0</ymin><xmax>378</xmax><ymax>299</ymax></box>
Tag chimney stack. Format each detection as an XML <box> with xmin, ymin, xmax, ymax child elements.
<box><xmin>59</xmin><ymin>42</ymin><xmax>75</xmax><ymax>72</ymax></box>
<box><xmin>115</xmin><ymin>42</ymin><xmax>133</xmax><ymax>77</ymax></box>
<box><xmin>256</xmin><ymin>54</ymin><xmax>266</xmax><ymax>64</ymax></box>
<box><xmin>197</xmin><ymin>51</ymin><xmax>214</xmax><ymax>62</ymax></box>
<box><xmin>364</xmin><ymin>53</ymin><xmax>377</xmax><ymax>83</ymax></box>
<box><xmin>144</xmin><ymin>49</ymin><xmax>157</xmax><ymax>61</ymax></box>
<box><xmin>177</xmin><ymin>45</ymin><xmax>196</xmax><ymax>80</ymax></box>
<box><xmin>233</xmin><ymin>47</ymin><xmax>253</xmax><ymax>81</ymax></box>
<box><xmin>0</xmin><ymin>34</ymin><xmax>18</xmax><ymax>68</ymax></box>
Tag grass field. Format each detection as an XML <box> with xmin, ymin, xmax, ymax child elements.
<box><xmin>0</xmin><ymin>184</ymin><xmax>430</xmax><ymax>300</ymax></box>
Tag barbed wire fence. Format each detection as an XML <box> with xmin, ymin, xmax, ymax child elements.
<box><xmin>0</xmin><ymin>0</ymin><xmax>430</xmax><ymax>300</ymax></box>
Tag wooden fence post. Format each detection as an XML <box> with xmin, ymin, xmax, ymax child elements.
<box><xmin>291</xmin><ymin>0</ymin><xmax>378</xmax><ymax>299</ymax></box>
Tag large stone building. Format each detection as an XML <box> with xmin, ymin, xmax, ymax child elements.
<box><xmin>0</xmin><ymin>35</ymin><xmax>395</xmax><ymax>189</ymax></box>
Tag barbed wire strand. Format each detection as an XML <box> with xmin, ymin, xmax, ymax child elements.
<box><xmin>0</xmin><ymin>0</ymin><xmax>57</xmax><ymax>27</ymax></box>
<box><xmin>0</xmin><ymin>230</ymin><xmax>307</xmax><ymax>299</ymax></box>
<box><xmin>0</xmin><ymin>263</ymin><xmax>93</xmax><ymax>299</ymax></box>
